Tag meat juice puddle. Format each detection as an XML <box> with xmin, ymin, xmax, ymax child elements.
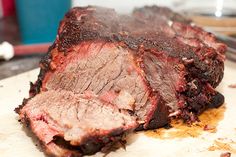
<box><xmin>145</xmin><ymin>104</ymin><xmax>226</xmax><ymax>139</ymax></box>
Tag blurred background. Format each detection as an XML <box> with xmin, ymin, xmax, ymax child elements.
<box><xmin>0</xmin><ymin>0</ymin><xmax>236</xmax><ymax>79</ymax></box>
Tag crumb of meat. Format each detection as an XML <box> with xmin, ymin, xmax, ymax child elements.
<box><xmin>228</xmin><ymin>84</ymin><xmax>236</xmax><ymax>88</ymax></box>
<box><xmin>203</xmin><ymin>124</ymin><xmax>216</xmax><ymax>131</ymax></box>
<box><xmin>220</xmin><ymin>152</ymin><xmax>231</xmax><ymax>157</ymax></box>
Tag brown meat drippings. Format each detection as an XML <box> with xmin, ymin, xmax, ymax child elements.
<box><xmin>145</xmin><ymin>105</ymin><xmax>226</xmax><ymax>139</ymax></box>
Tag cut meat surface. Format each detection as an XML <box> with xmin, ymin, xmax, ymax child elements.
<box><xmin>41</xmin><ymin>42</ymin><xmax>168</xmax><ymax>130</ymax></box>
<box><xmin>19</xmin><ymin>90</ymin><xmax>137</xmax><ymax>156</ymax></box>
<box><xmin>16</xmin><ymin>5</ymin><xmax>226</xmax><ymax>157</ymax></box>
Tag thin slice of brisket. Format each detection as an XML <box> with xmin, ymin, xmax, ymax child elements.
<box><xmin>16</xmin><ymin>5</ymin><xmax>226</xmax><ymax>157</ymax></box>
<box><xmin>19</xmin><ymin>90</ymin><xmax>137</xmax><ymax>156</ymax></box>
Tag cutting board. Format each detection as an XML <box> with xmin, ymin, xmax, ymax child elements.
<box><xmin>0</xmin><ymin>60</ymin><xmax>236</xmax><ymax>157</ymax></box>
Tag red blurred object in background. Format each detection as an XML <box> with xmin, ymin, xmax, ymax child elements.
<box><xmin>0</xmin><ymin>0</ymin><xmax>16</xmax><ymax>18</ymax></box>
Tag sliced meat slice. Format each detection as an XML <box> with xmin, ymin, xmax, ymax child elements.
<box><xmin>19</xmin><ymin>90</ymin><xmax>137</xmax><ymax>156</ymax></box>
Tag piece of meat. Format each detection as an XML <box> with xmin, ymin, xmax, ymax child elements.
<box><xmin>16</xmin><ymin>5</ymin><xmax>226</xmax><ymax>157</ymax></box>
<box><xmin>228</xmin><ymin>84</ymin><xmax>236</xmax><ymax>88</ymax></box>
<box><xmin>19</xmin><ymin>90</ymin><xmax>137</xmax><ymax>156</ymax></box>
<box><xmin>220</xmin><ymin>152</ymin><xmax>231</xmax><ymax>157</ymax></box>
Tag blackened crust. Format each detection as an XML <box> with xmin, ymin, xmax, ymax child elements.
<box><xmin>146</xmin><ymin>97</ymin><xmax>170</xmax><ymax>129</ymax></box>
<box><xmin>136</xmin><ymin>96</ymin><xmax>170</xmax><ymax>131</ymax></box>
<box><xmin>14</xmin><ymin>98</ymin><xmax>29</xmax><ymax>114</ymax></box>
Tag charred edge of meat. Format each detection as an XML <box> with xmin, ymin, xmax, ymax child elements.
<box><xmin>135</xmin><ymin>96</ymin><xmax>170</xmax><ymax>131</ymax></box>
<box><xmin>146</xmin><ymin>97</ymin><xmax>170</xmax><ymax>129</ymax></box>
<box><xmin>14</xmin><ymin>98</ymin><xmax>30</xmax><ymax>114</ymax></box>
